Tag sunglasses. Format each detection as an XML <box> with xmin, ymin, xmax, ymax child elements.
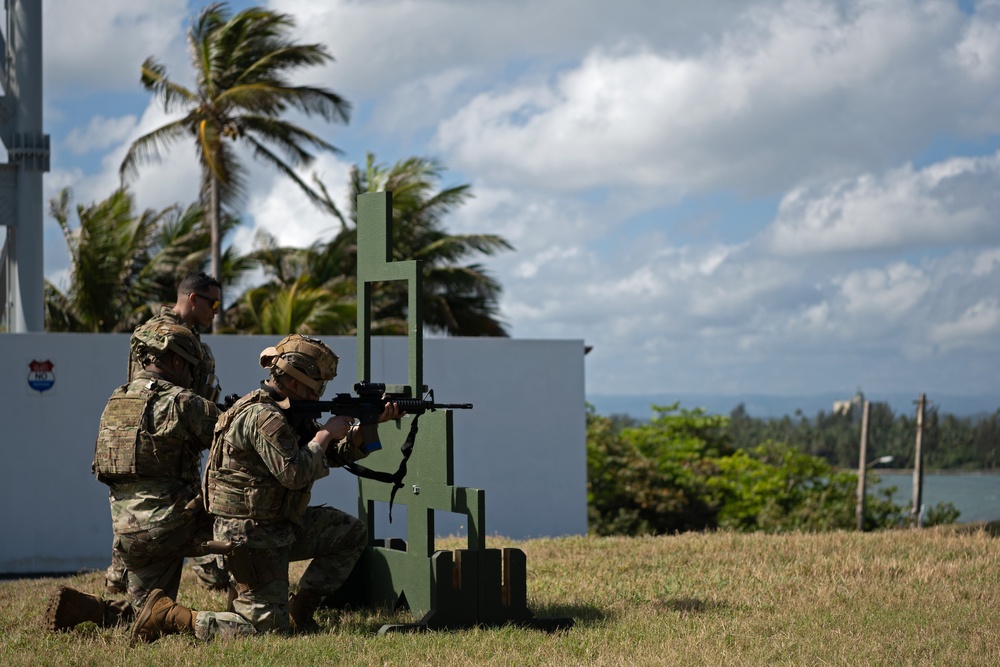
<box><xmin>192</xmin><ymin>293</ymin><xmax>221</xmax><ymax>312</ymax></box>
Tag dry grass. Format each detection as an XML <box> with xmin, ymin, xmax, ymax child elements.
<box><xmin>1</xmin><ymin>527</ymin><xmax>997</xmax><ymax>666</ymax></box>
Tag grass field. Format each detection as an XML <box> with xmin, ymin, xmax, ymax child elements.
<box><xmin>1</xmin><ymin>527</ymin><xmax>997</xmax><ymax>666</ymax></box>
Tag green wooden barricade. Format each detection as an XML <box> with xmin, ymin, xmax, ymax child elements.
<box><xmin>330</xmin><ymin>192</ymin><xmax>571</xmax><ymax>633</ymax></box>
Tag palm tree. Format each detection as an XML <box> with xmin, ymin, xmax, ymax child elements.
<box><xmin>142</xmin><ymin>200</ymin><xmax>256</xmax><ymax>323</ymax></box>
<box><xmin>46</xmin><ymin>187</ymin><xmax>253</xmax><ymax>332</ymax></box>
<box><xmin>230</xmin><ymin>275</ymin><xmax>357</xmax><ymax>335</ymax></box>
<box><xmin>47</xmin><ymin>188</ymin><xmax>176</xmax><ymax>332</ymax></box>
<box><xmin>229</xmin><ymin>154</ymin><xmax>512</xmax><ymax>336</ymax></box>
<box><xmin>225</xmin><ymin>229</ymin><xmax>360</xmax><ymax>334</ymax></box>
<box><xmin>120</xmin><ymin>2</ymin><xmax>350</xmax><ymax>330</ymax></box>
<box><xmin>328</xmin><ymin>153</ymin><xmax>514</xmax><ymax>336</ymax></box>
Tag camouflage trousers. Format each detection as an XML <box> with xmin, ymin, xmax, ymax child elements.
<box><xmin>194</xmin><ymin>505</ymin><xmax>367</xmax><ymax>638</ymax></box>
<box><xmin>113</xmin><ymin>511</ymin><xmax>228</xmax><ymax>618</ymax></box>
<box><xmin>106</xmin><ymin>540</ymin><xmax>228</xmax><ymax>593</ymax></box>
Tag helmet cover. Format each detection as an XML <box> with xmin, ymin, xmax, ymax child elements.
<box><xmin>134</xmin><ymin>323</ymin><xmax>202</xmax><ymax>367</ymax></box>
<box><xmin>259</xmin><ymin>334</ymin><xmax>338</xmax><ymax>392</ymax></box>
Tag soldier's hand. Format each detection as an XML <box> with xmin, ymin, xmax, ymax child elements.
<box><xmin>317</xmin><ymin>415</ymin><xmax>353</xmax><ymax>444</ymax></box>
<box><xmin>378</xmin><ymin>401</ymin><xmax>405</xmax><ymax>423</ymax></box>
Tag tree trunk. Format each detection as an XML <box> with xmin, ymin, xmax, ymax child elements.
<box><xmin>209</xmin><ymin>174</ymin><xmax>222</xmax><ymax>333</ymax></box>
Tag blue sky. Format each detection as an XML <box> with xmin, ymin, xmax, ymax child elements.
<box><xmin>12</xmin><ymin>0</ymin><xmax>1000</xmax><ymax>408</ymax></box>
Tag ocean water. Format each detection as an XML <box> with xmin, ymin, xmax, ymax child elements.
<box><xmin>872</xmin><ymin>471</ymin><xmax>1000</xmax><ymax>523</ymax></box>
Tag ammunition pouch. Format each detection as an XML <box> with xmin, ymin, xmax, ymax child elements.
<box><xmin>207</xmin><ymin>472</ymin><xmax>310</xmax><ymax>524</ymax></box>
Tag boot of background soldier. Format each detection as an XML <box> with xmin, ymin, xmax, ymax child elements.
<box><xmin>44</xmin><ymin>586</ymin><xmax>136</xmax><ymax>631</ymax></box>
<box><xmin>288</xmin><ymin>588</ymin><xmax>325</xmax><ymax>634</ymax></box>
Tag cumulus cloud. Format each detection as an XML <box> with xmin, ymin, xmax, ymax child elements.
<box><xmin>44</xmin><ymin>0</ymin><xmax>189</xmax><ymax>92</ymax></box>
<box><xmin>243</xmin><ymin>153</ymin><xmax>354</xmax><ymax>252</ymax></box>
<box><xmin>435</xmin><ymin>0</ymin><xmax>997</xmax><ymax>195</ymax></box>
<box><xmin>274</xmin><ymin>0</ymin><xmax>751</xmax><ymax>100</ymax></box>
<box><xmin>63</xmin><ymin>116</ymin><xmax>137</xmax><ymax>155</ymax></box>
<box><xmin>765</xmin><ymin>152</ymin><xmax>1000</xmax><ymax>255</ymax></box>
<box><xmin>930</xmin><ymin>298</ymin><xmax>1000</xmax><ymax>350</ymax></box>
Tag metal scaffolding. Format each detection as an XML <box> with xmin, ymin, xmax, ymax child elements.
<box><xmin>0</xmin><ymin>0</ymin><xmax>48</xmax><ymax>332</ymax></box>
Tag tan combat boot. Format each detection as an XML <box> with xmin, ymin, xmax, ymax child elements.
<box><xmin>288</xmin><ymin>588</ymin><xmax>325</xmax><ymax>633</ymax></box>
<box><xmin>130</xmin><ymin>589</ymin><xmax>197</xmax><ymax>643</ymax></box>
<box><xmin>44</xmin><ymin>586</ymin><xmax>105</xmax><ymax>631</ymax></box>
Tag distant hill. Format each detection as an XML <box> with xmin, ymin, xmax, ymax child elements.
<box><xmin>586</xmin><ymin>392</ymin><xmax>1000</xmax><ymax>420</ymax></box>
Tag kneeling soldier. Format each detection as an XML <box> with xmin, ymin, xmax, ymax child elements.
<box><xmin>131</xmin><ymin>334</ymin><xmax>402</xmax><ymax>641</ymax></box>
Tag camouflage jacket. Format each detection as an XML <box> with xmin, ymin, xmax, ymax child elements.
<box><xmin>95</xmin><ymin>370</ymin><xmax>219</xmax><ymax>536</ymax></box>
<box><xmin>205</xmin><ymin>387</ymin><xmax>368</xmax><ymax>548</ymax></box>
<box><xmin>129</xmin><ymin>305</ymin><xmax>220</xmax><ymax>402</ymax></box>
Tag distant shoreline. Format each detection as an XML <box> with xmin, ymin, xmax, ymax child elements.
<box><xmin>588</xmin><ymin>392</ymin><xmax>1000</xmax><ymax>420</ymax></box>
<box><xmin>864</xmin><ymin>469</ymin><xmax>1000</xmax><ymax>475</ymax></box>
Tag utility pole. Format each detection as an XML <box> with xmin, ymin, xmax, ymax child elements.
<box><xmin>855</xmin><ymin>399</ymin><xmax>870</xmax><ymax>532</ymax></box>
<box><xmin>911</xmin><ymin>393</ymin><xmax>926</xmax><ymax>527</ymax></box>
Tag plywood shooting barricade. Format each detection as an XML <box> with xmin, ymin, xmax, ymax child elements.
<box><xmin>331</xmin><ymin>192</ymin><xmax>573</xmax><ymax>632</ymax></box>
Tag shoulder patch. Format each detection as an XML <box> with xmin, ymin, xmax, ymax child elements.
<box><xmin>255</xmin><ymin>406</ymin><xmax>298</xmax><ymax>455</ymax></box>
<box><xmin>259</xmin><ymin>410</ymin><xmax>286</xmax><ymax>439</ymax></box>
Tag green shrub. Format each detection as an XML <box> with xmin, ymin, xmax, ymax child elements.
<box><xmin>586</xmin><ymin>405</ymin><xmax>949</xmax><ymax>535</ymax></box>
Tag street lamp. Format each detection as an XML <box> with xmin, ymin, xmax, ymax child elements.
<box><xmin>867</xmin><ymin>455</ymin><xmax>894</xmax><ymax>469</ymax></box>
<box><xmin>858</xmin><ymin>453</ymin><xmax>894</xmax><ymax>531</ymax></box>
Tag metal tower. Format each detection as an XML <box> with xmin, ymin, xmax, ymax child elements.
<box><xmin>0</xmin><ymin>0</ymin><xmax>48</xmax><ymax>332</ymax></box>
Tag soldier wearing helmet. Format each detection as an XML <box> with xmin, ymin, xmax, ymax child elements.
<box><xmin>130</xmin><ymin>335</ymin><xmax>403</xmax><ymax>642</ymax></box>
<box><xmin>106</xmin><ymin>272</ymin><xmax>228</xmax><ymax>596</ymax></box>
<box><xmin>44</xmin><ymin>324</ymin><xmax>223</xmax><ymax>632</ymax></box>
<box><xmin>128</xmin><ymin>271</ymin><xmax>223</xmax><ymax>402</ymax></box>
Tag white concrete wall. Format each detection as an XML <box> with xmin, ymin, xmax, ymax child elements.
<box><xmin>0</xmin><ymin>333</ymin><xmax>587</xmax><ymax>574</ymax></box>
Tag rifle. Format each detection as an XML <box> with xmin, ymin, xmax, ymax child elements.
<box><xmin>286</xmin><ymin>381</ymin><xmax>473</xmax><ymax>521</ymax></box>
<box><xmin>286</xmin><ymin>381</ymin><xmax>472</xmax><ymax>454</ymax></box>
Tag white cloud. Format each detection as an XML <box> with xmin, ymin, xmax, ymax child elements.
<box><xmin>44</xmin><ymin>0</ymin><xmax>190</xmax><ymax>92</ymax></box>
<box><xmin>765</xmin><ymin>152</ymin><xmax>1000</xmax><ymax>255</ymax></box>
<box><xmin>273</xmin><ymin>0</ymin><xmax>756</xmax><ymax>99</ymax></box>
<box><xmin>930</xmin><ymin>298</ymin><xmax>1000</xmax><ymax>350</ymax></box>
<box><xmin>434</xmin><ymin>0</ymin><xmax>996</xmax><ymax>195</ymax></box>
<box><xmin>835</xmin><ymin>262</ymin><xmax>931</xmax><ymax>319</ymax></box>
<box><xmin>245</xmin><ymin>153</ymin><xmax>353</xmax><ymax>251</ymax></box>
<box><xmin>63</xmin><ymin>116</ymin><xmax>137</xmax><ymax>155</ymax></box>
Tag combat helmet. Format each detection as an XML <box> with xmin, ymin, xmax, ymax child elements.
<box><xmin>259</xmin><ymin>334</ymin><xmax>338</xmax><ymax>394</ymax></box>
<box><xmin>134</xmin><ymin>322</ymin><xmax>202</xmax><ymax>367</ymax></box>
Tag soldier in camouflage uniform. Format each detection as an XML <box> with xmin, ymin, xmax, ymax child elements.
<box><xmin>44</xmin><ymin>324</ymin><xmax>223</xmax><ymax>632</ymax></box>
<box><xmin>131</xmin><ymin>334</ymin><xmax>403</xmax><ymax>642</ymax></box>
<box><xmin>105</xmin><ymin>271</ymin><xmax>226</xmax><ymax>594</ymax></box>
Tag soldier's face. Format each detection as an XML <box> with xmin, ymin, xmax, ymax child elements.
<box><xmin>178</xmin><ymin>362</ymin><xmax>194</xmax><ymax>389</ymax></box>
<box><xmin>165</xmin><ymin>354</ymin><xmax>194</xmax><ymax>389</ymax></box>
<box><xmin>189</xmin><ymin>286</ymin><xmax>222</xmax><ymax>328</ymax></box>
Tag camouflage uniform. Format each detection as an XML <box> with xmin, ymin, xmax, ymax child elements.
<box><xmin>93</xmin><ymin>370</ymin><xmax>220</xmax><ymax>617</ymax></box>
<box><xmin>106</xmin><ymin>306</ymin><xmax>224</xmax><ymax>592</ymax></box>
<box><xmin>196</xmin><ymin>386</ymin><xmax>369</xmax><ymax>637</ymax></box>
<box><xmin>128</xmin><ymin>305</ymin><xmax>220</xmax><ymax>403</ymax></box>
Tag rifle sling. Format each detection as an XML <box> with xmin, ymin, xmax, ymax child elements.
<box><xmin>329</xmin><ymin>414</ymin><xmax>421</xmax><ymax>523</ymax></box>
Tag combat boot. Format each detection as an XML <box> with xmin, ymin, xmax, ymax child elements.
<box><xmin>131</xmin><ymin>589</ymin><xmax>196</xmax><ymax>643</ymax></box>
<box><xmin>288</xmin><ymin>588</ymin><xmax>325</xmax><ymax>633</ymax></box>
<box><xmin>44</xmin><ymin>586</ymin><xmax>105</xmax><ymax>631</ymax></box>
